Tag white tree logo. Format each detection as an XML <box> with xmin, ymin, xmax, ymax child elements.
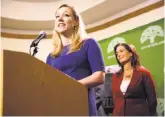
<box><xmin>140</xmin><ymin>25</ymin><xmax>164</xmax><ymax>44</ymax></box>
<box><xmin>107</xmin><ymin>37</ymin><xmax>126</xmax><ymax>54</ymax></box>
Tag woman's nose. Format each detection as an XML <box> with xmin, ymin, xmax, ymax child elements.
<box><xmin>58</xmin><ymin>16</ymin><xmax>64</xmax><ymax>21</ymax></box>
<box><xmin>117</xmin><ymin>54</ymin><xmax>121</xmax><ymax>58</ymax></box>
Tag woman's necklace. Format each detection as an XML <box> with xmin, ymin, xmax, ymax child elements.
<box><xmin>123</xmin><ymin>69</ymin><xmax>133</xmax><ymax>79</ymax></box>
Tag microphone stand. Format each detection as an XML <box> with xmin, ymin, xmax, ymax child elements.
<box><xmin>32</xmin><ymin>46</ymin><xmax>39</xmax><ymax>56</ymax></box>
<box><xmin>29</xmin><ymin>42</ymin><xmax>39</xmax><ymax>56</ymax></box>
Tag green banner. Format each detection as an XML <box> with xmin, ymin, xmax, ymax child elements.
<box><xmin>98</xmin><ymin>18</ymin><xmax>164</xmax><ymax>98</ymax></box>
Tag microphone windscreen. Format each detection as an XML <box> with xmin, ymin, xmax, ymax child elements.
<box><xmin>39</xmin><ymin>31</ymin><xmax>47</xmax><ymax>38</ymax></box>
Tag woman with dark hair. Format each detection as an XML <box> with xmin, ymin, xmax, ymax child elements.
<box><xmin>111</xmin><ymin>43</ymin><xmax>157</xmax><ymax>116</ymax></box>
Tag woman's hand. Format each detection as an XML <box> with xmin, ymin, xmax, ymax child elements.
<box><xmin>78</xmin><ymin>71</ymin><xmax>105</xmax><ymax>88</ymax></box>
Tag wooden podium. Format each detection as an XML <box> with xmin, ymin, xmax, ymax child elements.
<box><xmin>2</xmin><ymin>50</ymin><xmax>88</xmax><ymax>116</ymax></box>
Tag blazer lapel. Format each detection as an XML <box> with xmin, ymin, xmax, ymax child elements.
<box><xmin>125</xmin><ymin>68</ymin><xmax>140</xmax><ymax>96</ymax></box>
<box><xmin>118</xmin><ymin>73</ymin><xmax>125</xmax><ymax>96</ymax></box>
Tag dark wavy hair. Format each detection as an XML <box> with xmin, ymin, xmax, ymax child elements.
<box><xmin>114</xmin><ymin>43</ymin><xmax>140</xmax><ymax>73</ymax></box>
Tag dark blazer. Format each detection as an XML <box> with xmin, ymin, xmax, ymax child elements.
<box><xmin>112</xmin><ymin>66</ymin><xmax>157</xmax><ymax>116</ymax></box>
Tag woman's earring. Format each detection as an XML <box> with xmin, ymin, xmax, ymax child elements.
<box><xmin>74</xmin><ymin>26</ymin><xmax>77</xmax><ymax>30</ymax></box>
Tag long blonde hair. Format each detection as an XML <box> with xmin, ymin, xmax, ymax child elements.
<box><xmin>51</xmin><ymin>4</ymin><xmax>87</xmax><ymax>57</ymax></box>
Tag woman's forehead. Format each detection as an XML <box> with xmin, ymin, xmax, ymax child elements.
<box><xmin>56</xmin><ymin>7</ymin><xmax>73</xmax><ymax>14</ymax></box>
<box><xmin>117</xmin><ymin>45</ymin><xmax>125</xmax><ymax>50</ymax></box>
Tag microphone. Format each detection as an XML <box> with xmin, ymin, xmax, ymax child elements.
<box><xmin>30</xmin><ymin>31</ymin><xmax>47</xmax><ymax>47</ymax></box>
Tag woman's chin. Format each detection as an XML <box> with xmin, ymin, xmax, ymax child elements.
<box><xmin>119</xmin><ymin>60</ymin><xmax>124</xmax><ymax>65</ymax></box>
<box><xmin>57</xmin><ymin>30</ymin><xmax>66</xmax><ymax>34</ymax></box>
<box><xmin>120</xmin><ymin>60</ymin><xmax>130</xmax><ymax>65</ymax></box>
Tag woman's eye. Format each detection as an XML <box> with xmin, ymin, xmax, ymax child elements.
<box><xmin>120</xmin><ymin>50</ymin><xmax>124</xmax><ymax>52</ymax></box>
<box><xmin>55</xmin><ymin>15</ymin><xmax>59</xmax><ymax>18</ymax></box>
<box><xmin>65</xmin><ymin>14</ymin><xmax>69</xmax><ymax>16</ymax></box>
